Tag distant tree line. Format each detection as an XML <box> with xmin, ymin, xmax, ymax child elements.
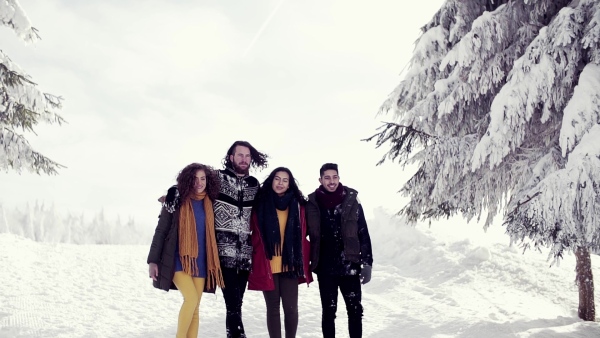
<box><xmin>0</xmin><ymin>202</ymin><xmax>151</xmax><ymax>245</ymax></box>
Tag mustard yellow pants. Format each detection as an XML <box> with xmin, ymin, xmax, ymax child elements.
<box><xmin>172</xmin><ymin>271</ymin><xmax>205</xmax><ymax>338</ymax></box>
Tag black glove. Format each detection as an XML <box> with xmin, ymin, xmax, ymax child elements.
<box><xmin>360</xmin><ymin>265</ymin><xmax>372</xmax><ymax>284</ymax></box>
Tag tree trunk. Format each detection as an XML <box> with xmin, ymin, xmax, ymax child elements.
<box><xmin>575</xmin><ymin>246</ymin><xmax>595</xmax><ymax>321</ymax></box>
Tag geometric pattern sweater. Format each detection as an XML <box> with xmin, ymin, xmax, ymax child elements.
<box><xmin>213</xmin><ymin>168</ymin><xmax>259</xmax><ymax>271</ymax></box>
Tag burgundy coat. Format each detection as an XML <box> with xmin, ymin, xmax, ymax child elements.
<box><xmin>248</xmin><ymin>204</ymin><xmax>313</xmax><ymax>291</ymax></box>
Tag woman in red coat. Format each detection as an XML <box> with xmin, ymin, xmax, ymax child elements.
<box><xmin>248</xmin><ymin>167</ymin><xmax>313</xmax><ymax>338</ymax></box>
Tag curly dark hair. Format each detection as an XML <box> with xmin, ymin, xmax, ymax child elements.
<box><xmin>255</xmin><ymin>167</ymin><xmax>306</xmax><ymax>206</ymax></box>
<box><xmin>223</xmin><ymin>140</ymin><xmax>269</xmax><ymax>172</ymax></box>
<box><xmin>176</xmin><ymin>163</ymin><xmax>220</xmax><ymax>201</ymax></box>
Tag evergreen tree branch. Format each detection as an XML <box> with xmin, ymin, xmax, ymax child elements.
<box><xmin>508</xmin><ymin>191</ymin><xmax>542</xmax><ymax>216</ymax></box>
<box><xmin>362</xmin><ymin>122</ymin><xmax>436</xmax><ymax>165</ymax></box>
<box><xmin>0</xmin><ymin>126</ymin><xmax>65</xmax><ymax>175</ymax></box>
<box><xmin>0</xmin><ymin>62</ymin><xmax>36</xmax><ymax>87</ymax></box>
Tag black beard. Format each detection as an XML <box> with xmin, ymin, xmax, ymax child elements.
<box><xmin>232</xmin><ymin>162</ymin><xmax>249</xmax><ymax>175</ymax></box>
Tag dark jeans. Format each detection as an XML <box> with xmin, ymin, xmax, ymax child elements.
<box><xmin>221</xmin><ymin>267</ymin><xmax>249</xmax><ymax>338</ymax></box>
<box><xmin>262</xmin><ymin>274</ymin><xmax>299</xmax><ymax>338</ymax></box>
<box><xmin>317</xmin><ymin>273</ymin><xmax>363</xmax><ymax>338</ymax></box>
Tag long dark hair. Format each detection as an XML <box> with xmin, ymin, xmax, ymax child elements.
<box><xmin>222</xmin><ymin>140</ymin><xmax>269</xmax><ymax>171</ymax></box>
<box><xmin>176</xmin><ymin>163</ymin><xmax>220</xmax><ymax>201</ymax></box>
<box><xmin>255</xmin><ymin>167</ymin><xmax>306</xmax><ymax>206</ymax></box>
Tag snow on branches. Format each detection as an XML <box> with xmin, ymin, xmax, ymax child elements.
<box><xmin>507</xmin><ymin>124</ymin><xmax>600</xmax><ymax>259</ymax></box>
<box><xmin>370</xmin><ymin>0</ymin><xmax>600</xmax><ymax>258</ymax></box>
<box><xmin>560</xmin><ymin>63</ymin><xmax>600</xmax><ymax>156</ymax></box>
<box><xmin>472</xmin><ymin>2</ymin><xmax>590</xmax><ymax>170</ymax></box>
<box><xmin>0</xmin><ymin>0</ymin><xmax>64</xmax><ymax>175</ymax></box>
<box><xmin>0</xmin><ymin>0</ymin><xmax>38</xmax><ymax>42</ymax></box>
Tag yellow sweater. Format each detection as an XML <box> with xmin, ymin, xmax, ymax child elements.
<box><xmin>270</xmin><ymin>208</ymin><xmax>288</xmax><ymax>274</ymax></box>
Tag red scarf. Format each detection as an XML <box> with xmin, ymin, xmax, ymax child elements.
<box><xmin>315</xmin><ymin>183</ymin><xmax>345</xmax><ymax>209</ymax></box>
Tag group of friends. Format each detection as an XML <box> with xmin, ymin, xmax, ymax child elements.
<box><xmin>147</xmin><ymin>140</ymin><xmax>374</xmax><ymax>338</ymax></box>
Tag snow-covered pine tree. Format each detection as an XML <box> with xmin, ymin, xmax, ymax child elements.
<box><xmin>367</xmin><ymin>0</ymin><xmax>599</xmax><ymax>321</ymax></box>
<box><xmin>1</xmin><ymin>0</ymin><xmax>64</xmax><ymax>174</ymax></box>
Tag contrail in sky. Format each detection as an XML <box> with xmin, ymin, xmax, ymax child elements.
<box><xmin>242</xmin><ymin>0</ymin><xmax>285</xmax><ymax>58</ymax></box>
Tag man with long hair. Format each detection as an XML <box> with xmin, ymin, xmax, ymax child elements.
<box><xmin>215</xmin><ymin>140</ymin><xmax>268</xmax><ymax>338</ymax></box>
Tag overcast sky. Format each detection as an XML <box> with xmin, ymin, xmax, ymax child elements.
<box><xmin>0</xmin><ymin>0</ymin><xmax>445</xmax><ymax>229</ymax></box>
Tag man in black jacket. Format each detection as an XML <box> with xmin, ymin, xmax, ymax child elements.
<box><xmin>306</xmin><ymin>163</ymin><xmax>373</xmax><ymax>338</ymax></box>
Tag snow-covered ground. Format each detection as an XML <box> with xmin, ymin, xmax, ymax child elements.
<box><xmin>2</xmin><ymin>208</ymin><xmax>600</xmax><ymax>337</ymax></box>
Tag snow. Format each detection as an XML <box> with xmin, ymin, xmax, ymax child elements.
<box><xmin>505</xmin><ymin>123</ymin><xmax>600</xmax><ymax>256</ymax></box>
<box><xmin>0</xmin><ymin>0</ymin><xmax>36</xmax><ymax>42</ymax></box>
<box><xmin>2</xmin><ymin>209</ymin><xmax>600</xmax><ymax>337</ymax></box>
<box><xmin>471</xmin><ymin>26</ymin><xmax>556</xmax><ymax>171</ymax></box>
<box><xmin>406</xmin><ymin>25</ymin><xmax>448</xmax><ymax>78</ymax></box>
<box><xmin>1</xmin><ymin>44</ymin><xmax>63</xmax><ymax>174</ymax></box>
<box><xmin>559</xmin><ymin>63</ymin><xmax>600</xmax><ymax>156</ymax></box>
<box><xmin>471</xmin><ymin>0</ymin><xmax>597</xmax><ymax>171</ymax></box>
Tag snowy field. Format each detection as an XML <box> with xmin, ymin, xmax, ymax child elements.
<box><xmin>1</xmin><ymin>209</ymin><xmax>600</xmax><ymax>337</ymax></box>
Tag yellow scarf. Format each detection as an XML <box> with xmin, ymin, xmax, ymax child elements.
<box><xmin>179</xmin><ymin>191</ymin><xmax>224</xmax><ymax>289</ymax></box>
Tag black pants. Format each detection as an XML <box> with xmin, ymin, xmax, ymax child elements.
<box><xmin>221</xmin><ymin>267</ymin><xmax>249</xmax><ymax>338</ymax></box>
<box><xmin>262</xmin><ymin>274</ymin><xmax>299</xmax><ymax>338</ymax></box>
<box><xmin>317</xmin><ymin>273</ymin><xmax>363</xmax><ymax>338</ymax></box>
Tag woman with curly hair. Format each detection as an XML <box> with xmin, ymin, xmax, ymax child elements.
<box><xmin>248</xmin><ymin>167</ymin><xmax>313</xmax><ymax>338</ymax></box>
<box><xmin>147</xmin><ymin>163</ymin><xmax>224</xmax><ymax>338</ymax></box>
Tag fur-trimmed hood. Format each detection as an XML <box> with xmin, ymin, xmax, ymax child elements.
<box><xmin>162</xmin><ymin>185</ymin><xmax>180</xmax><ymax>213</ymax></box>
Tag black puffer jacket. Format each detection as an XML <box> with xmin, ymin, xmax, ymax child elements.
<box><xmin>147</xmin><ymin>186</ymin><xmax>218</xmax><ymax>292</ymax></box>
<box><xmin>147</xmin><ymin>187</ymin><xmax>180</xmax><ymax>291</ymax></box>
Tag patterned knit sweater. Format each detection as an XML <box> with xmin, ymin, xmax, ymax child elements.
<box><xmin>213</xmin><ymin>168</ymin><xmax>259</xmax><ymax>270</ymax></box>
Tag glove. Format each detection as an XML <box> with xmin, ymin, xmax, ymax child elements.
<box><xmin>360</xmin><ymin>265</ymin><xmax>372</xmax><ymax>284</ymax></box>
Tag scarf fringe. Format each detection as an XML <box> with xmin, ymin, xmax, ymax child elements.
<box><xmin>206</xmin><ymin>269</ymin><xmax>225</xmax><ymax>290</ymax></box>
<box><xmin>181</xmin><ymin>255</ymin><xmax>199</xmax><ymax>277</ymax></box>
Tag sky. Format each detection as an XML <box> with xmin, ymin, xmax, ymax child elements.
<box><xmin>0</xmin><ymin>0</ymin><xmax>449</xmax><ymax>230</ymax></box>
<box><xmin>2</xmin><ymin>209</ymin><xmax>600</xmax><ymax>337</ymax></box>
